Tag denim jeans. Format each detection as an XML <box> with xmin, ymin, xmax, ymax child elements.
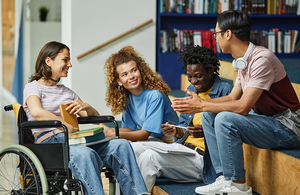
<box><xmin>201</xmin><ymin>111</ymin><xmax>299</xmax><ymax>181</ymax></box>
<box><xmin>35</xmin><ymin>132</ymin><xmax>149</xmax><ymax>195</ymax></box>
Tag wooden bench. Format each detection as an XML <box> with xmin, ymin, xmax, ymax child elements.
<box><xmin>159</xmin><ymin>60</ymin><xmax>300</xmax><ymax>195</ymax></box>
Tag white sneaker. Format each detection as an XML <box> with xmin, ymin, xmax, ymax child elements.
<box><xmin>195</xmin><ymin>175</ymin><xmax>229</xmax><ymax>194</ymax></box>
<box><xmin>208</xmin><ymin>181</ymin><xmax>252</xmax><ymax>195</ymax></box>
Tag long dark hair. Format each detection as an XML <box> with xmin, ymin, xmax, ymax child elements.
<box><xmin>29</xmin><ymin>41</ymin><xmax>69</xmax><ymax>82</ymax></box>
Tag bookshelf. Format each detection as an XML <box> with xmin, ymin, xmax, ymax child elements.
<box><xmin>156</xmin><ymin>1</ymin><xmax>300</xmax><ymax>89</ymax></box>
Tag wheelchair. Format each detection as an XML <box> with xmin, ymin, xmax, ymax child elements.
<box><xmin>0</xmin><ymin>103</ymin><xmax>120</xmax><ymax>195</ymax></box>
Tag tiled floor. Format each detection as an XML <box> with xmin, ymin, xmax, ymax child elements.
<box><xmin>0</xmin><ymin>97</ymin><xmax>110</xmax><ymax>195</ymax></box>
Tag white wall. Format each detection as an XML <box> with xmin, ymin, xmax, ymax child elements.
<box><xmin>0</xmin><ymin>1</ymin><xmax>2</xmax><ymax>96</ymax></box>
<box><xmin>23</xmin><ymin>0</ymin><xmax>61</xmax><ymax>86</ymax></box>
<box><xmin>62</xmin><ymin>0</ymin><xmax>157</xmax><ymax>120</ymax></box>
<box><xmin>27</xmin><ymin>0</ymin><xmax>61</xmax><ymax>22</ymax></box>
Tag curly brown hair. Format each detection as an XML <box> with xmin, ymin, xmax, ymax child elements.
<box><xmin>104</xmin><ymin>46</ymin><xmax>170</xmax><ymax>115</ymax></box>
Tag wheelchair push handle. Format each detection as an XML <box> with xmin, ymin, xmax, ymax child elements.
<box><xmin>4</xmin><ymin>104</ymin><xmax>13</xmax><ymax>111</ymax></box>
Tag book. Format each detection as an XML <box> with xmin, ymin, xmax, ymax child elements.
<box><xmin>268</xmin><ymin>31</ymin><xmax>276</xmax><ymax>53</ymax></box>
<box><xmin>70</xmin><ymin>126</ymin><xmax>104</xmax><ymax>138</ymax></box>
<box><xmin>59</xmin><ymin>104</ymin><xmax>105</xmax><ymax>140</ymax></box>
<box><xmin>69</xmin><ymin>131</ymin><xmax>105</xmax><ymax>145</ymax></box>
<box><xmin>284</xmin><ymin>31</ymin><xmax>291</xmax><ymax>53</ymax></box>
<box><xmin>59</xmin><ymin>104</ymin><xmax>79</xmax><ymax>129</ymax></box>
<box><xmin>277</xmin><ymin>30</ymin><xmax>283</xmax><ymax>53</ymax></box>
<box><xmin>292</xmin><ymin>30</ymin><xmax>298</xmax><ymax>52</ymax></box>
<box><xmin>193</xmin><ymin>31</ymin><xmax>202</xmax><ymax>46</ymax></box>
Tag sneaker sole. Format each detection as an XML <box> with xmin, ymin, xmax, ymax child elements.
<box><xmin>208</xmin><ymin>192</ymin><xmax>252</xmax><ymax>195</ymax></box>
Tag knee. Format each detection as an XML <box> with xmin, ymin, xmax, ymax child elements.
<box><xmin>112</xmin><ymin>139</ymin><xmax>131</xmax><ymax>148</ymax></box>
<box><xmin>138</xmin><ymin>149</ymin><xmax>159</xmax><ymax>165</ymax></box>
<box><xmin>215</xmin><ymin>111</ymin><xmax>235</xmax><ymax>126</ymax></box>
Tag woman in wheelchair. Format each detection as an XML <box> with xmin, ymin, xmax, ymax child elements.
<box><xmin>23</xmin><ymin>41</ymin><xmax>149</xmax><ymax>195</ymax></box>
<box><xmin>103</xmin><ymin>46</ymin><xmax>179</xmax><ymax>143</ymax></box>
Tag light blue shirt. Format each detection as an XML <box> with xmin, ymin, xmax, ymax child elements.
<box><xmin>122</xmin><ymin>89</ymin><xmax>179</xmax><ymax>137</ymax></box>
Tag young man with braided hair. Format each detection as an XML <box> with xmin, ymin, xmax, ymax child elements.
<box><xmin>131</xmin><ymin>45</ymin><xmax>233</xmax><ymax>193</ymax></box>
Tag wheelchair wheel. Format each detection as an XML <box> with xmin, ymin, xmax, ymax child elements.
<box><xmin>0</xmin><ymin>145</ymin><xmax>48</xmax><ymax>195</ymax></box>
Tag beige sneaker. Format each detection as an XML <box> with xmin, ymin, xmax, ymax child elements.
<box><xmin>208</xmin><ymin>181</ymin><xmax>252</xmax><ymax>195</ymax></box>
<box><xmin>195</xmin><ymin>175</ymin><xmax>229</xmax><ymax>194</ymax></box>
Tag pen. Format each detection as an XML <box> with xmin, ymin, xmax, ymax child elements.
<box><xmin>167</xmin><ymin>124</ymin><xmax>187</xmax><ymax>130</ymax></box>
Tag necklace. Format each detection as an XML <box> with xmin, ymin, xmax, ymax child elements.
<box><xmin>50</xmin><ymin>78</ymin><xmax>59</xmax><ymax>83</ymax></box>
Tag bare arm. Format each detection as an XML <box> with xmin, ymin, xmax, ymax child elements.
<box><xmin>172</xmin><ymin>86</ymin><xmax>263</xmax><ymax>115</ymax></box>
<box><xmin>64</xmin><ymin>98</ymin><xmax>99</xmax><ymax>117</ymax></box>
<box><xmin>26</xmin><ymin>95</ymin><xmax>78</xmax><ymax>133</ymax></box>
<box><xmin>104</xmin><ymin>127</ymin><xmax>151</xmax><ymax>141</ymax></box>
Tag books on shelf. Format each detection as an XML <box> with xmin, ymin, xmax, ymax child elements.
<box><xmin>160</xmin><ymin>28</ymin><xmax>300</xmax><ymax>54</ymax></box>
<box><xmin>160</xmin><ymin>0</ymin><xmax>300</xmax><ymax>15</ymax></box>
<box><xmin>160</xmin><ymin>29</ymin><xmax>215</xmax><ymax>52</ymax></box>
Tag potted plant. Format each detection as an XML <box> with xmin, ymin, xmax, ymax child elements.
<box><xmin>39</xmin><ymin>6</ymin><xmax>49</xmax><ymax>21</ymax></box>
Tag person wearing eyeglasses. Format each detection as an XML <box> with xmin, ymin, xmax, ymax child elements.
<box><xmin>172</xmin><ymin>10</ymin><xmax>300</xmax><ymax>195</ymax></box>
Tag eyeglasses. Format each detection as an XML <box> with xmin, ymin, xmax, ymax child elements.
<box><xmin>212</xmin><ymin>31</ymin><xmax>225</xmax><ymax>39</ymax></box>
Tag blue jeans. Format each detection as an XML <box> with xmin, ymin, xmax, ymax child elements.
<box><xmin>35</xmin><ymin>132</ymin><xmax>149</xmax><ymax>195</ymax></box>
<box><xmin>201</xmin><ymin>111</ymin><xmax>299</xmax><ymax>181</ymax></box>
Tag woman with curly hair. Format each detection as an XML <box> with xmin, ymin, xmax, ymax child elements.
<box><xmin>104</xmin><ymin>46</ymin><xmax>178</xmax><ymax>142</ymax></box>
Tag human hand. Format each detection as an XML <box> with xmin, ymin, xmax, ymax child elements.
<box><xmin>104</xmin><ymin>128</ymin><xmax>115</xmax><ymax>137</ymax></box>
<box><xmin>186</xmin><ymin>125</ymin><xmax>204</xmax><ymax>138</ymax></box>
<box><xmin>67</xmin><ymin>124</ymin><xmax>79</xmax><ymax>135</ymax></box>
<box><xmin>171</xmin><ymin>89</ymin><xmax>203</xmax><ymax>114</ymax></box>
<box><xmin>160</xmin><ymin>121</ymin><xmax>176</xmax><ymax>136</ymax></box>
<box><xmin>65</xmin><ymin>100</ymin><xmax>90</xmax><ymax>115</ymax></box>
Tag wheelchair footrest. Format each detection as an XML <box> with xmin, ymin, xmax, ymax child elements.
<box><xmin>64</xmin><ymin>179</ymin><xmax>84</xmax><ymax>192</ymax></box>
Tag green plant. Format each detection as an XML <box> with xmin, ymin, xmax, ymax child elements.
<box><xmin>39</xmin><ymin>6</ymin><xmax>49</xmax><ymax>15</ymax></box>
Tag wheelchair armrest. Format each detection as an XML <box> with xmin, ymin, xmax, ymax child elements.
<box><xmin>21</xmin><ymin>120</ymin><xmax>62</xmax><ymax>128</ymax></box>
<box><xmin>20</xmin><ymin>120</ymin><xmax>69</xmax><ymax>144</ymax></box>
<box><xmin>77</xmin><ymin>116</ymin><xmax>115</xmax><ymax>124</ymax></box>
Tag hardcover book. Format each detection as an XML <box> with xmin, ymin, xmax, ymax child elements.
<box><xmin>70</xmin><ymin>126</ymin><xmax>104</xmax><ymax>139</ymax></box>
<box><xmin>59</xmin><ymin>104</ymin><xmax>105</xmax><ymax>140</ymax></box>
<box><xmin>69</xmin><ymin>132</ymin><xmax>105</xmax><ymax>145</ymax></box>
<box><xmin>59</xmin><ymin>104</ymin><xmax>79</xmax><ymax>129</ymax></box>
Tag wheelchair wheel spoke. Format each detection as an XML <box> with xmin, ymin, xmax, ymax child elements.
<box><xmin>0</xmin><ymin>149</ymin><xmax>41</xmax><ymax>195</ymax></box>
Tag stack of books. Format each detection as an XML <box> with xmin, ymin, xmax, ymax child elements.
<box><xmin>69</xmin><ymin>127</ymin><xmax>105</xmax><ymax>145</ymax></box>
<box><xmin>59</xmin><ymin>104</ymin><xmax>106</xmax><ymax>146</ymax></box>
